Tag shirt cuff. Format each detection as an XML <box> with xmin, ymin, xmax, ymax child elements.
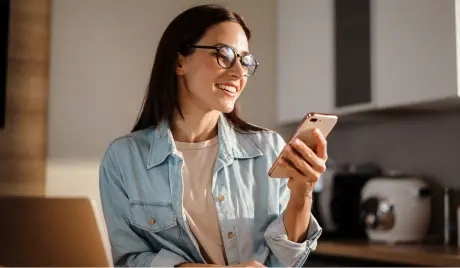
<box><xmin>150</xmin><ymin>248</ymin><xmax>188</xmax><ymax>267</ymax></box>
<box><xmin>264</xmin><ymin>212</ymin><xmax>323</xmax><ymax>267</ymax></box>
<box><xmin>304</xmin><ymin>213</ymin><xmax>322</xmax><ymax>249</ymax></box>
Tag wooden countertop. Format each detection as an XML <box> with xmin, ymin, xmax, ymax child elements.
<box><xmin>314</xmin><ymin>240</ymin><xmax>460</xmax><ymax>267</ymax></box>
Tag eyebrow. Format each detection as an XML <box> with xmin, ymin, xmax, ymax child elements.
<box><xmin>214</xmin><ymin>43</ymin><xmax>250</xmax><ymax>55</ymax></box>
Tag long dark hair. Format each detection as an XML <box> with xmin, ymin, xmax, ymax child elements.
<box><xmin>131</xmin><ymin>4</ymin><xmax>264</xmax><ymax>133</ymax></box>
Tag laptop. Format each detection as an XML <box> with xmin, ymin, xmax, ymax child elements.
<box><xmin>0</xmin><ymin>196</ymin><xmax>113</xmax><ymax>267</ymax></box>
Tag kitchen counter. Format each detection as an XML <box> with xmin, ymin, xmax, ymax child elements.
<box><xmin>314</xmin><ymin>240</ymin><xmax>460</xmax><ymax>267</ymax></box>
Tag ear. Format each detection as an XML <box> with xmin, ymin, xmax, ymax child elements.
<box><xmin>176</xmin><ymin>53</ymin><xmax>186</xmax><ymax>75</ymax></box>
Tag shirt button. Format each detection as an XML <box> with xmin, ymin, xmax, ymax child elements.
<box><xmin>148</xmin><ymin>218</ymin><xmax>156</xmax><ymax>225</ymax></box>
<box><xmin>227</xmin><ymin>232</ymin><xmax>233</xmax><ymax>239</ymax></box>
<box><xmin>218</xmin><ymin>195</ymin><xmax>225</xmax><ymax>201</ymax></box>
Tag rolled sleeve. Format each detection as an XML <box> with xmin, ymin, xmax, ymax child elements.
<box><xmin>265</xmin><ymin>212</ymin><xmax>322</xmax><ymax>267</ymax></box>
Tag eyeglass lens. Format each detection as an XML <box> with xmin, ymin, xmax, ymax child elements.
<box><xmin>217</xmin><ymin>46</ymin><xmax>257</xmax><ymax>76</ymax></box>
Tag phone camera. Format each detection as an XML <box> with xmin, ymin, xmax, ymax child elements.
<box><xmin>310</xmin><ymin>118</ymin><xmax>318</xmax><ymax>122</ymax></box>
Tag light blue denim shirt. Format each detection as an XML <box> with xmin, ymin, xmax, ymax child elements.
<box><xmin>99</xmin><ymin>114</ymin><xmax>322</xmax><ymax>267</ymax></box>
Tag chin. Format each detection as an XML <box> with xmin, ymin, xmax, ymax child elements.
<box><xmin>215</xmin><ymin>103</ymin><xmax>235</xmax><ymax>114</ymax></box>
<box><xmin>218</xmin><ymin>107</ymin><xmax>234</xmax><ymax>114</ymax></box>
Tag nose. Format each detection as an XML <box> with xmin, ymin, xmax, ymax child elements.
<box><xmin>228</xmin><ymin>58</ymin><xmax>246</xmax><ymax>79</ymax></box>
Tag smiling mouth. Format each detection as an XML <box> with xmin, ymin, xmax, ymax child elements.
<box><xmin>216</xmin><ymin>83</ymin><xmax>237</xmax><ymax>94</ymax></box>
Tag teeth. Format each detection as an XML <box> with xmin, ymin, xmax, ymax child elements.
<box><xmin>216</xmin><ymin>84</ymin><xmax>237</xmax><ymax>93</ymax></box>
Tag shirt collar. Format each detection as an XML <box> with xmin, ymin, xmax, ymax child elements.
<box><xmin>147</xmin><ymin>113</ymin><xmax>262</xmax><ymax>169</ymax></box>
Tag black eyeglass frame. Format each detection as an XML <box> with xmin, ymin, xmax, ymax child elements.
<box><xmin>187</xmin><ymin>45</ymin><xmax>259</xmax><ymax>77</ymax></box>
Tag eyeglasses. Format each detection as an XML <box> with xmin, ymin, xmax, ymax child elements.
<box><xmin>188</xmin><ymin>44</ymin><xmax>259</xmax><ymax>77</ymax></box>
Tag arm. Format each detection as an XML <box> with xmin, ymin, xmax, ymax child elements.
<box><xmin>280</xmin><ymin>128</ymin><xmax>328</xmax><ymax>243</ymax></box>
<box><xmin>264</xmin><ymin>133</ymin><xmax>323</xmax><ymax>267</ymax></box>
<box><xmin>283</xmin><ymin>188</ymin><xmax>314</xmax><ymax>243</ymax></box>
<box><xmin>99</xmin><ymin>146</ymin><xmax>190</xmax><ymax>267</ymax></box>
<box><xmin>264</xmin><ymin>178</ymin><xmax>322</xmax><ymax>267</ymax></box>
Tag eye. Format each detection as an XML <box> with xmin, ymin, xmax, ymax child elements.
<box><xmin>219</xmin><ymin>47</ymin><xmax>234</xmax><ymax>58</ymax></box>
<box><xmin>241</xmin><ymin>55</ymin><xmax>256</xmax><ymax>67</ymax></box>
<box><xmin>217</xmin><ymin>46</ymin><xmax>235</xmax><ymax>67</ymax></box>
<box><xmin>218</xmin><ymin>53</ymin><xmax>232</xmax><ymax>61</ymax></box>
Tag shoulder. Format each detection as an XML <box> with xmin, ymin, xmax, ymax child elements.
<box><xmin>101</xmin><ymin>128</ymin><xmax>152</xmax><ymax>163</ymax></box>
<box><xmin>235</xmin><ymin>127</ymin><xmax>287</xmax><ymax>157</ymax></box>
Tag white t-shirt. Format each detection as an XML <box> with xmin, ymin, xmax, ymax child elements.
<box><xmin>175</xmin><ymin>136</ymin><xmax>227</xmax><ymax>265</ymax></box>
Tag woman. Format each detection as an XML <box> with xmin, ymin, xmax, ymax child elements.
<box><xmin>99</xmin><ymin>4</ymin><xmax>326</xmax><ymax>267</ymax></box>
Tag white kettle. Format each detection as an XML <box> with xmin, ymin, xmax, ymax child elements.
<box><xmin>360</xmin><ymin>177</ymin><xmax>432</xmax><ymax>244</ymax></box>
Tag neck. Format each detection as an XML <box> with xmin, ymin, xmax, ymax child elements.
<box><xmin>172</xmin><ymin>110</ymin><xmax>220</xmax><ymax>143</ymax></box>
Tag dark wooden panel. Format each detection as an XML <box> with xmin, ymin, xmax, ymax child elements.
<box><xmin>334</xmin><ymin>0</ymin><xmax>372</xmax><ymax>108</ymax></box>
<box><xmin>0</xmin><ymin>0</ymin><xmax>50</xmax><ymax>195</ymax></box>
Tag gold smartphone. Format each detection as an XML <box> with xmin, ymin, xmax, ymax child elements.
<box><xmin>268</xmin><ymin>112</ymin><xmax>338</xmax><ymax>179</ymax></box>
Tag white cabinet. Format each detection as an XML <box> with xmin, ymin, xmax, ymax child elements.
<box><xmin>276</xmin><ymin>0</ymin><xmax>334</xmax><ymax>124</ymax></box>
<box><xmin>372</xmin><ymin>0</ymin><xmax>459</xmax><ymax>109</ymax></box>
<box><xmin>276</xmin><ymin>0</ymin><xmax>460</xmax><ymax>125</ymax></box>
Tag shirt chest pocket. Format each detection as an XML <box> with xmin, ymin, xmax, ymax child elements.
<box><xmin>129</xmin><ymin>202</ymin><xmax>180</xmax><ymax>243</ymax></box>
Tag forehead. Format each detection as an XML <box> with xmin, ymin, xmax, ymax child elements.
<box><xmin>199</xmin><ymin>22</ymin><xmax>249</xmax><ymax>54</ymax></box>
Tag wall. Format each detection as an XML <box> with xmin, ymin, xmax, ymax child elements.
<box><xmin>45</xmin><ymin>0</ymin><xmax>276</xmax><ymax>213</ymax></box>
<box><xmin>279</xmin><ymin>110</ymin><xmax>460</xmax><ymax>242</ymax></box>
<box><xmin>0</xmin><ymin>0</ymin><xmax>50</xmax><ymax>196</ymax></box>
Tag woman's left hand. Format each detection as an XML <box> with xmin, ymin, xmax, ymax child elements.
<box><xmin>278</xmin><ymin>128</ymin><xmax>328</xmax><ymax>198</ymax></box>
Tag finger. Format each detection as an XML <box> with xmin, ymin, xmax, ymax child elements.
<box><xmin>283</xmin><ymin>145</ymin><xmax>313</xmax><ymax>176</ymax></box>
<box><xmin>290</xmin><ymin>138</ymin><xmax>326</xmax><ymax>173</ymax></box>
<box><xmin>313</xmin><ymin>128</ymin><xmax>328</xmax><ymax>161</ymax></box>
<box><xmin>278</xmin><ymin>157</ymin><xmax>303</xmax><ymax>179</ymax></box>
<box><xmin>280</xmin><ymin>154</ymin><xmax>320</xmax><ymax>182</ymax></box>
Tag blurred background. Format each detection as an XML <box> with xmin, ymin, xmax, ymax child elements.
<box><xmin>1</xmin><ymin>0</ymin><xmax>460</xmax><ymax>266</ymax></box>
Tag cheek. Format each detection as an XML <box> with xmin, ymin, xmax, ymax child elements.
<box><xmin>187</xmin><ymin>60</ymin><xmax>225</xmax><ymax>84</ymax></box>
<box><xmin>184</xmin><ymin>68</ymin><xmax>221</xmax><ymax>92</ymax></box>
<box><xmin>201</xmin><ymin>58</ymin><xmax>227</xmax><ymax>80</ymax></box>
<box><xmin>240</xmin><ymin>78</ymin><xmax>248</xmax><ymax>92</ymax></box>
<box><xmin>188</xmin><ymin>54</ymin><xmax>220</xmax><ymax>73</ymax></box>
<box><xmin>203</xmin><ymin>55</ymin><xmax>219</xmax><ymax>69</ymax></box>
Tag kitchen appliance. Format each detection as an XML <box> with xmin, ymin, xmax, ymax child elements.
<box><xmin>312</xmin><ymin>162</ymin><xmax>382</xmax><ymax>239</ymax></box>
<box><xmin>360</xmin><ymin>177</ymin><xmax>432</xmax><ymax>244</ymax></box>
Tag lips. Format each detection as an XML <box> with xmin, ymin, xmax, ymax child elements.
<box><xmin>216</xmin><ymin>83</ymin><xmax>237</xmax><ymax>93</ymax></box>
